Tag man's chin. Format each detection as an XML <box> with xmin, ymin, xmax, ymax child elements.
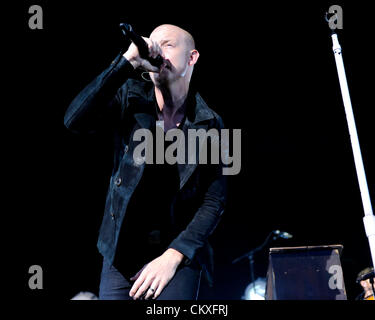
<box><xmin>152</xmin><ymin>73</ymin><xmax>172</xmax><ymax>86</ymax></box>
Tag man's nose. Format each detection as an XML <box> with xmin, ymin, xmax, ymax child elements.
<box><xmin>163</xmin><ymin>58</ymin><xmax>172</xmax><ymax>68</ymax></box>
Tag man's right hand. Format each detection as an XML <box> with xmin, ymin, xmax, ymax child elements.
<box><xmin>123</xmin><ymin>37</ymin><xmax>163</xmax><ymax>73</ymax></box>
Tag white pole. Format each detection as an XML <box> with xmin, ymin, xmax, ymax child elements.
<box><xmin>330</xmin><ymin>32</ymin><xmax>375</xmax><ymax>268</ymax></box>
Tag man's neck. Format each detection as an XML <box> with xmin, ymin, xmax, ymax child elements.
<box><xmin>154</xmin><ymin>81</ymin><xmax>190</xmax><ymax>132</ymax></box>
<box><xmin>154</xmin><ymin>81</ymin><xmax>189</xmax><ymax>121</ymax></box>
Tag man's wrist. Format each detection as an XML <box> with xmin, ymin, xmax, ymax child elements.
<box><xmin>164</xmin><ymin>248</ymin><xmax>185</xmax><ymax>265</ymax></box>
<box><xmin>123</xmin><ymin>52</ymin><xmax>139</xmax><ymax>69</ymax></box>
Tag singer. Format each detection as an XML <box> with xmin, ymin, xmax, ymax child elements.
<box><xmin>64</xmin><ymin>24</ymin><xmax>227</xmax><ymax>300</ymax></box>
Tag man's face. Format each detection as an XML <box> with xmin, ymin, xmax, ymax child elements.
<box><xmin>360</xmin><ymin>278</ymin><xmax>375</xmax><ymax>292</ymax></box>
<box><xmin>149</xmin><ymin>26</ymin><xmax>191</xmax><ymax>86</ymax></box>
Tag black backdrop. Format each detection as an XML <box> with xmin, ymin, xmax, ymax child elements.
<box><xmin>9</xmin><ymin>1</ymin><xmax>374</xmax><ymax>300</ymax></box>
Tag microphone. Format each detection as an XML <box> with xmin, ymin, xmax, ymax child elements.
<box><xmin>119</xmin><ymin>23</ymin><xmax>164</xmax><ymax>68</ymax></box>
<box><xmin>273</xmin><ymin>230</ymin><xmax>293</xmax><ymax>239</ymax></box>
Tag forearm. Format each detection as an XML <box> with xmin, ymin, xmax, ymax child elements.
<box><xmin>64</xmin><ymin>54</ymin><xmax>134</xmax><ymax>133</ymax></box>
<box><xmin>168</xmin><ymin>118</ymin><xmax>228</xmax><ymax>263</ymax></box>
<box><xmin>168</xmin><ymin>204</ymin><xmax>224</xmax><ymax>263</ymax></box>
<box><xmin>168</xmin><ymin>176</ymin><xmax>227</xmax><ymax>263</ymax></box>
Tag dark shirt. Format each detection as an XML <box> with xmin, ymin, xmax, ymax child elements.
<box><xmin>114</xmin><ymin>106</ymin><xmax>186</xmax><ymax>278</ymax></box>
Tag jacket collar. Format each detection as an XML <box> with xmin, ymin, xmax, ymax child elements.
<box><xmin>127</xmin><ymin>81</ymin><xmax>214</xmax><ymax>129</ymax></box>
<box><xmin>127</xmin><ymin>81</ymin><xmax>215</xmax><ymax>189</ymax></box>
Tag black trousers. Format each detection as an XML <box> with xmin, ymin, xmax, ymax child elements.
<box><xmin>98</xmin><ymin>258</ymin><xmax>202</xmax><ymax>300</ymax></box>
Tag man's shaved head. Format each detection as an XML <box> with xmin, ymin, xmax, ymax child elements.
<box><xmin>150</xmin><ymin>24</ymin><xmax>195</xmax><ymax>51</ymax></box>
<box><xmin>148</xmin><ymin>24</ymin><xmax>199</xmax><ymax>88</ymax></box>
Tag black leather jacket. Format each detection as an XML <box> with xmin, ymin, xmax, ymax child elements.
<box><xmin>64</xmin><ymin>53</ymin><xmax>227</xmax><ymax>285</ymax></box>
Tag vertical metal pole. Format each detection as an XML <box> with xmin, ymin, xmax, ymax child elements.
<box><xmin>330</xmin><ymin>32</ymin><xmax>375</xmax><ymax>268</ymax></box>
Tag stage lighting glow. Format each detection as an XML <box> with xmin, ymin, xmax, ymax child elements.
<box><xmin>242</xmin><ymin>277</ymin><xmax>266</xmax><ymax>300</ymax></box>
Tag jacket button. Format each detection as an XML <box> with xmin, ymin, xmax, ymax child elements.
<box><xmin>115</xmin><ymin>177</ymin><xmax>122</xmax><ymax>186</ymax></box>
<box><xmin>110</xmin><ymin>212</ymin><xmax>115</xmax><ymax>220</ymax></box>
<box><xmin>124</xmin><ymin>145</ymin><xmax>129</xmax><ymax>153</ymax></box>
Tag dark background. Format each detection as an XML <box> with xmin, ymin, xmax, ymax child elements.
<box><xmin>9</xmin><ymin>1</ymin><xmax>374</xmax><ymax>300</ymax></box>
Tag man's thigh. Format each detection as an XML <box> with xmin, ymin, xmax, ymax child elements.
<box><xmin>99</xmin><ymin>258</ymin><xmax>202</xmax><ymax>300</ymax></box>
<box><xmin>99</xmin><ymin>259</ymin><xmax>133</xmax><ymax>300</ymax></box>
<box><xmin>157</xmin><ymin>261</ymin><xmax>202</xmax><ymax>300</ymax></box>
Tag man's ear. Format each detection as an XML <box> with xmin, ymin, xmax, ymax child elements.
<box><xmin>188</xmin><ymin>49</ymin><xmax>199</xmax><ymax>66</ymax></box>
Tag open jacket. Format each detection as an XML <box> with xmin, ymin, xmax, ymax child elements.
<box><xmin>64</xmin><ymin>53</ymin><xmax>227</xmax><ymax>286</ymax></box>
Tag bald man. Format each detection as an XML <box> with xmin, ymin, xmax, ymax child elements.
<box><xmin>125</xmin><ymin>24</ymin><xmax>199</xmax><ymax>131</ymax></box>
<box><xmin>64</xmin><ymin>24</ymin><xmax>227</xmax><ymax>300</ymax></box>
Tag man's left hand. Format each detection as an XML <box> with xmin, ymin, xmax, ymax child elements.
<box><xmin>129</xmin><ymin>248</ymin><xmax>184</xmax><ymax>300</ymax></box>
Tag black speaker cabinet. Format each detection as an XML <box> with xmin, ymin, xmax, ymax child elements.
<box><xmin>266</xmin><ymin>245</ymin><xmax>347</xmax><ymax>300</ymax></box>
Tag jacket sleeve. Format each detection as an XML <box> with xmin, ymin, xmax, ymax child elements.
<box><xmin>64</xmin><ymin>53</ymin><xmax>134</xmax><ymax>134</ymax></box>
<box><xmin>167</xmin><ymin>116</ymin><xmax>228</xmax><ymax>264</ymax></box>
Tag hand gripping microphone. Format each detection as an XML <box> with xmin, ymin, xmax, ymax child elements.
<box><xmin>119</xmin><ymin>23</ymin><xmax>164</xmax><ymax>68</ymax></box>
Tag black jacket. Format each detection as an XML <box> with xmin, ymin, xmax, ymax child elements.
<box><xmin>64</xmin><ymin>53</ymin><xmax>227</xmax><ymax>285</ymax></box>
